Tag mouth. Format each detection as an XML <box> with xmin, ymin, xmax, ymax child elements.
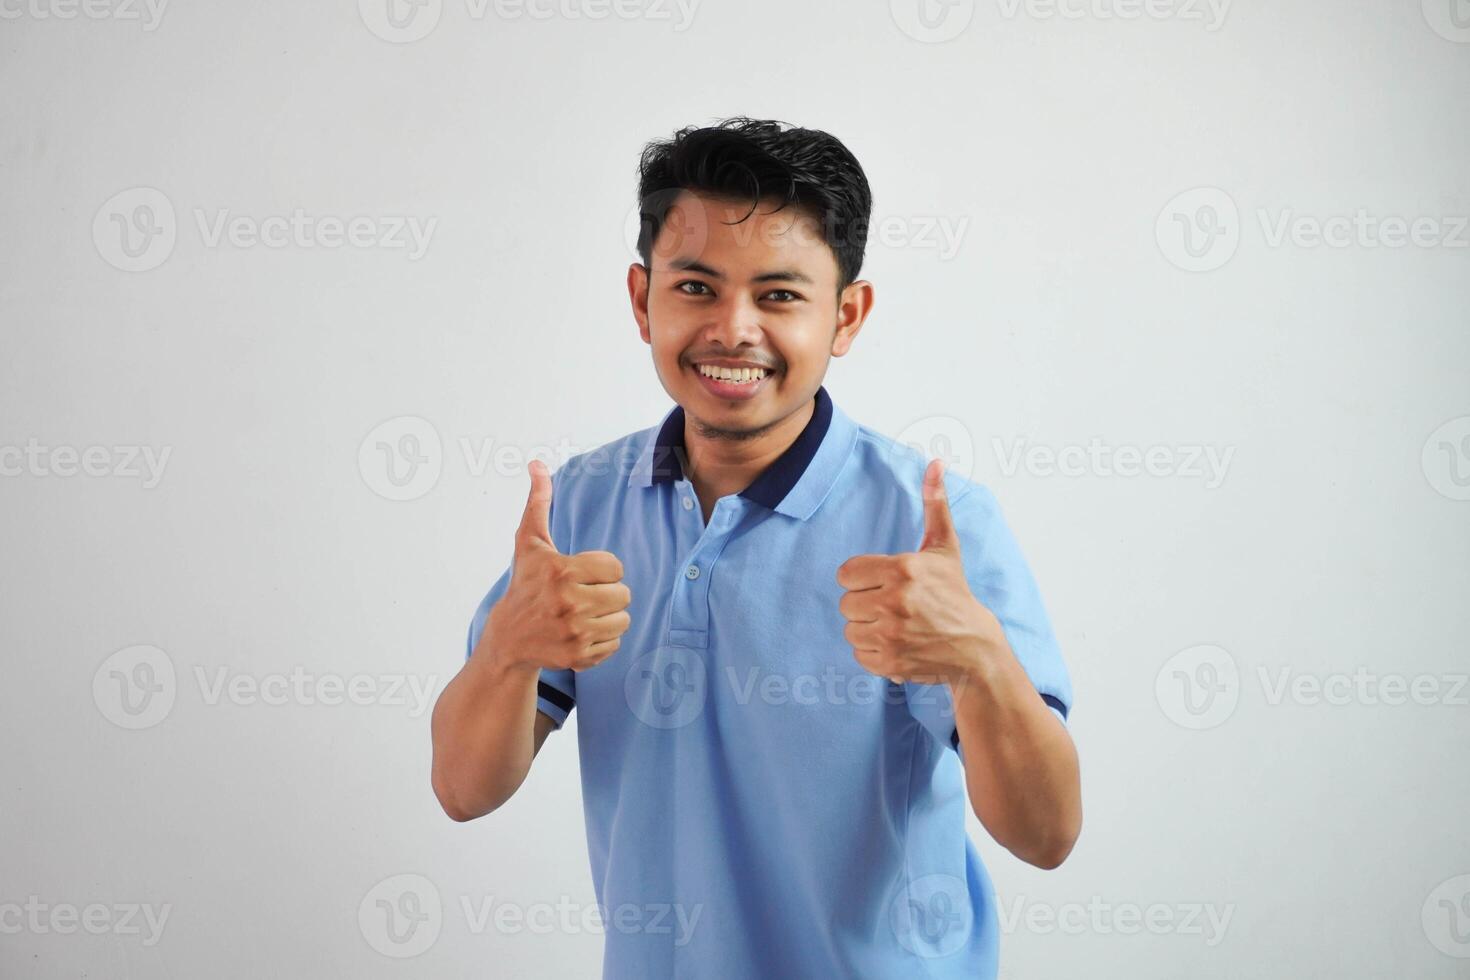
<box><xmin>688</xmin><ymin>361</ymin><xmax>776</xmax><ymax>402</ymax></box>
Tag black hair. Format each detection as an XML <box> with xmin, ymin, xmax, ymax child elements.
<box><xmin>634</xmin><ymin>116</ymin><xmax>873</xmax><ymax>291</ymax></box>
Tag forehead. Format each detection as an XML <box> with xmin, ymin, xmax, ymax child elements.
<box><xmin>652</xmin><ymin>191</ymin><xmax>836</xmax><ymax>279</ymax></box>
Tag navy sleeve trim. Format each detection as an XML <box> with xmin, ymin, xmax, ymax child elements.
<box><xmin>1040</xmin><ymin>693</ymin><xmax>1068</xmax><ymax>720</ymax></box>
<box><xmin>537</xmin><ymin>681</ymin><xmax>575</xmax><ymax>713</ymax></box>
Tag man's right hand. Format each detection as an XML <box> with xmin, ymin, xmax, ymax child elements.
<box><xmin>478</xmin><ymin>459</ymin><xmax>631</xmax><ymax>673</ymax></box>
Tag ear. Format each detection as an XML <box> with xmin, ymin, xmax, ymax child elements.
<box><xmin>628</xmin><ymin>262</ymin><xmax>652</xmax><ymax>345</ymax></box>
<box><xmin>831</xmin><ymin>279</ymin><xmax>874</xmax><ymax>358</ymax></box>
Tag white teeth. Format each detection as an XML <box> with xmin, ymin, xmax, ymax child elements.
<box><xmin>697</xmin><ymin>364</ymin><xmax>769</xmax><ymax>383</ymax></box>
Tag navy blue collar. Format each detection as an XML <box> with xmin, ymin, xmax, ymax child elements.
<box><xmin>649</xmin><ymin>385</ymin><xmax>834</xmax><ymax>510</ymax></box>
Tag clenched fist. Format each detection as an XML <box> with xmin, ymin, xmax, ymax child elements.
<box><xmin>481</xmin><ymin>459</ymin><xmax>632</xmax><ymax>673</ymax></box>
<box><xmin>835</xmin><ymin>459</ymin><xmax>1004</xmax><ymax>689</ymax></box>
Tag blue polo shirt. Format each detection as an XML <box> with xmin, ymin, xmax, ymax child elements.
<box><xmin>466</xmin><ymin>384</ymin><xmax>1073</xmax><ymax>979</ymax></box>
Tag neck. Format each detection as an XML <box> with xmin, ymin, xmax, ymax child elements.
<box><xmin>681</xmin><ymin>394</ymin><xmax>815</xmax><ymax>510</ymax></box>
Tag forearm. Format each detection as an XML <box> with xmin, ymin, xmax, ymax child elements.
<box><xmin>430</xmin><ymin>615</ymin><xmax>542</xmax><ymax>821</ymax></box>
<box><xmin>950</xmin><ymin>634</ymin><xmax>1081</xmax><ymax>869</ymax></box>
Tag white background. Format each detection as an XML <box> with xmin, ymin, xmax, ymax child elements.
<box><xmin>2</xmin><ymin>0</ymin><xmax>1468</xmax><ymax>976</ymax></box>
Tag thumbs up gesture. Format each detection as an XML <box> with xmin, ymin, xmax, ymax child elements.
<box><xmin>835</xmin><ymin>459</ymin><xmax>1003</xmax><ymax>688</ymax></box>
<box><xmin>482</xmin><ymin>460</ymin><xmax>632</xmax><ymax>673</ymax></box>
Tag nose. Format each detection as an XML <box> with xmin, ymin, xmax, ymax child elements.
<box><xmin>701</xmin><ymin>291</ymin><xmax>764</xmax><ymax>351</ymax></box>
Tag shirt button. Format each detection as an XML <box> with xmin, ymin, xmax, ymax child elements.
<box><xmin>685</xmin><ymin>564</ymin><xmax>700</xmax><ymax>580</ymax></box>
<box><xmin>682</xmin><ymin>496</ymin><xmax>694</xmax><ymax>510</ymax></box>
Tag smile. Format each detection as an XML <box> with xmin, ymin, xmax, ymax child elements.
<box><xmin>690</xmin><ymin>362</ymin><xmax>775</xmax><ymax>401</ymax></box>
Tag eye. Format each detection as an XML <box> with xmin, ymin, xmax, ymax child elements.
<box><xmin>763</xmin><ymin>289</ymin><xmax>801</xmax><ymax>303</ymax></box>
<box><xmin>676</xmin><ymin>280</ymin><xmax>712</xmax><ymax>296</ymax></box>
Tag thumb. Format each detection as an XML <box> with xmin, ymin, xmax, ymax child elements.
<box><xmin>515</xmin><ymin>459</ymin><xmax>557</xmax><ymax>553</ymax></box>
<box><xmin>919</xmin><ymin>458</ymin><xmax>960</xmax><ymax>555</ymax></box>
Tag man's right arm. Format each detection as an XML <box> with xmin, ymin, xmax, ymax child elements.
<box><xmin>429</xmin><ymin>459</ymin><xmax>630</xmax><ymax>823</ymax></box>
<box><xmin>429</xmin><ymin>612</ymin><xmax>561</xmax><ymax>821</ymax></box>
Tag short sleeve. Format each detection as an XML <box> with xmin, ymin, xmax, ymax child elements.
<box><xmin>463</xmin><ymin>467</ymin><xmax>578</xmax><ymax>730</ymax></box>
<box><xmin>905</xmin><ymin>482</ymin><xmax>1073</xmax><ymax>754</ymax></box>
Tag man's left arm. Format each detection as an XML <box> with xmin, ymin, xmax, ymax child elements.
<box><xmin>949</xmin><ymin>610</ymin><xmax>1081</xmax><ymax>869</ymax></box>
<box><xmin>836</xmin><ymin>458</ymin><xmax>1081</xmax><ymax>870</ymax></box>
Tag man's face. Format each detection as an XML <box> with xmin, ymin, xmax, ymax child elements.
<box><xmin>629</xmin><ymin>190</ymin><xmax>870</xmax><ymax>440</ymax></box>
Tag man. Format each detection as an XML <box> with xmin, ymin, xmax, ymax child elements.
<box><xmin>430</xmin><ymin>116</ymin><xmax>1081</xmax><ymax>978</ymax></box>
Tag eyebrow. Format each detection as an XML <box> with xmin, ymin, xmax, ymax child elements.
<box><xmin>667</xmin><ymin>258</ymin><xmax>815</xmax><ymax>285</ymax></box>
